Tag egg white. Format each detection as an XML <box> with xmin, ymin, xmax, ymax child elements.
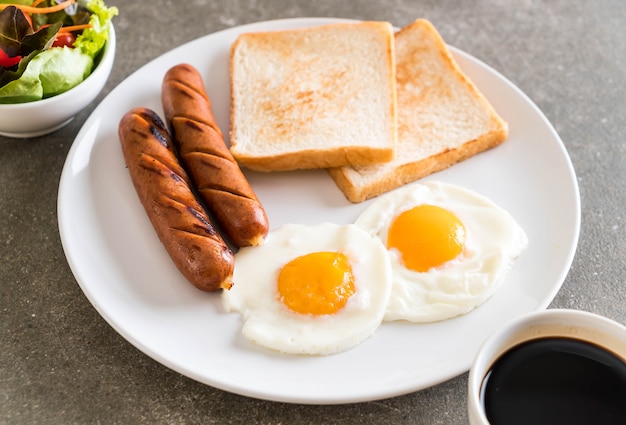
<box><xmin>221</xmin><ymin>222</ymin><xmax>393</xmax><ymax>355</ymax></box>
<box><xmin>355</xmin><ymin>181</ymin><xmax>528</xmax><ymax>323</ymax></box>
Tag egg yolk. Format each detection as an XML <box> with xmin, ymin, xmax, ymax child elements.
<box><xmin>277</xmin><ymin>252</ymin><xmax>355</xmax><ymax>316</ymax></box>
<box><xmin>387</xmin><ymin>204</ymin><xmax>466</xmax><ymax>272</ymax></box>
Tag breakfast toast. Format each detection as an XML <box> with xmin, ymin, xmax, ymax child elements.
<box><xmin>229</xmin><ymin>21</ymin><xmax>397</xmax><ymax>172</ymax></box>
<box><xmin>328</xmin><ymin>19</ymin><xmax>509</xmax><ymax>203</ymax></box>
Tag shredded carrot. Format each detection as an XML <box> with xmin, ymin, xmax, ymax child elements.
<box><xmin>0</xmin><ymin>0</ymin><xmax>76</xmax><ymax>14</ymax></box>
<box><xmin>31</xmin><ymin>0</ymin><xmax>46</xmax><ymax>7</ymax></box>
<box><xmin>38</xmin><ymin>23</ymin><xmax>92</xmax><ymax>32</ymax></box>
<box><xmin>58</xmin><ymin>24</ymin><xmax>93</xmax><ymax>33</ymax></box>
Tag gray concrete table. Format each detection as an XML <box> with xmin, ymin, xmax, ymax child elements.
<box><xmin>2</xmin><ymin>1</ymin><xmax>625</xmax><ymax>423</ymax></box>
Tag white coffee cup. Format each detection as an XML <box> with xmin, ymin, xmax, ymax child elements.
<box><xmin>467</xmin><ymin>308</ymin><xmax>626</xmax><ymax>425</ymax></box>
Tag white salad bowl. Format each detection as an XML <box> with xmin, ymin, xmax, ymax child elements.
<box><xmin>0</xmin><ymin>24</ymin><xmax>116</xmax><ymax>139</ymax></box>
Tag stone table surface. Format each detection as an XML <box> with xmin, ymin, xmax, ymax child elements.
<box><xmin>1</xmin><ymin>0</ymin><xmax>625</xmax><ymax>424</ymax></box>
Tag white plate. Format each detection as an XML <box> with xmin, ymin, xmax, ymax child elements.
<box><xmin>58</xmin><ymin>18</ymin><xmax>580</xmax><ymax>404</ymax></box>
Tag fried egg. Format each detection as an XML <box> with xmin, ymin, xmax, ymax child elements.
<box><xmin>355</xmin><ymin>181</ymin><xmax>528</xmax><ymax>323</ymax></box>
<box><xmin>222</xmin><ymin>222</ymin><xmax>392</xmax><ymax>355</ymax></box>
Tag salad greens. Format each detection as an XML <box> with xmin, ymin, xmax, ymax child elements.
<box><xmin>0</xmin><ymin>0</ymin><xmax>118</xmax><ymax>103</ymax></box>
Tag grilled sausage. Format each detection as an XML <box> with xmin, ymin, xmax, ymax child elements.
<box><xmin>161</xmin><ymin>63</ymin><xmax>269</xmax><ymax>248</ymax></box>
<box><xmin>118</xmin><ymin>107</ymin><xmax>234</xmax><ymax>291</ymax></box>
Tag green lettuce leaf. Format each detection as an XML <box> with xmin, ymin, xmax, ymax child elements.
<box><xmin>74</xmin><ymin>0</ymin><xmax>118</xmax><ymax>59</ymax></box>
<box><xmin>0</xmin><ymin>46</ymin><xmax>92</xmax><ymax>103</ymax></box>
<box><xmin>39</xmin><ymin>46</ymin><xmax>92</xmax><ymax>96</ymax></box>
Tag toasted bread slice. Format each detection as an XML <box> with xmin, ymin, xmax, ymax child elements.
<box><xmin>328</xmin><ymin>19</ymin><xmax>509</xmax><ymax>203</ymax></box>
<box><xmin>229</xmin><ymin>21</ymin><xmax>397</xmax><ymax>172</ymax></box>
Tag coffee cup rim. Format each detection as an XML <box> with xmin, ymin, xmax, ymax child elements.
<box><xmin>467</xmin><ymin>308</ymin><xmax>626</xmax><ymax>425</ymax></box>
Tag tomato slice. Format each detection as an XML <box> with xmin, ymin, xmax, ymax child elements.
<box><xmin>52</xmin><ymin>32</ymin><xmax>76</xmax><ymax>48</ymax></box>
<box><xmin>0</xmin><ymin>49</ymin><xmax>22</xmax><ymax>68</ymax></box>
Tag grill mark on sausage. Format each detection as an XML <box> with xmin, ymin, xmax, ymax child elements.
<box><xmin>177</xmin><ymin>118</ymin><xmax>231</xmax><ymax>161</ymax></box>
<box><xmin>133</xmin><ymin>109</ymin><xmax>171</xmax><ymax>148</ymax></box>
<box><xmin>179</xmin><ymin>153</ymin><xmax>250</xmax><ymax>199</ymax></box>
<box><xmin>183</xmin><ymin>117</ymin><xmax>203</xmax><ymax>131</ymax></box>
<box><xmin>138</xmin><ymin>156</ymin><xmax>169</xmax><ymax>176</ymax></box>
<box><xmin>150</xmin><ymin>124</ymin><xmax>170</xmax><ymax>148</ymax></box>
<box><xmin>185</xmin><ymin>204</ymin><xmax>220</xmax><ymax>237</ymax></box>
<box><xmin>137</xmin><ymin>152</ymin><xmax>188</xmax><ymax>186</ymax></box>
<box><xmin>128</xmin><ymin>126</ymin><xmax>150</xmax><ymax>140</ymax></box>
<box><xmin>167</xmin><ymin>78</ymin><xmax>222</xmax><ymax>134</ymax></box>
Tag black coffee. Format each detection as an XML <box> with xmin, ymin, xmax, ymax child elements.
<box><xmin>481</xmin><ymin>337</ymin><xmax>626</xmax><ymax>425</ymax></box>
